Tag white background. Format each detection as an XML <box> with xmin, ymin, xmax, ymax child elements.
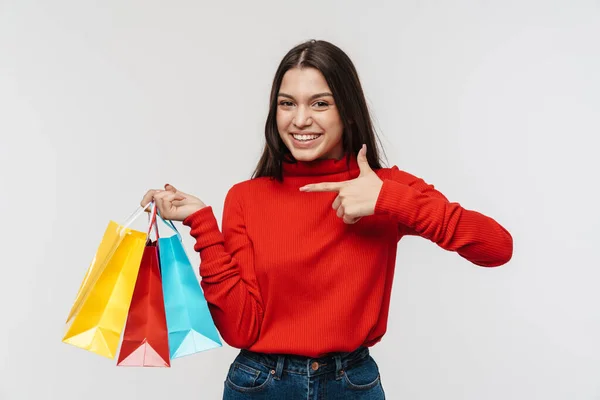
<box><xmin>1</xmin><ymin>0</ymin><xmax>599</xmax><ymax>399</ymax></box>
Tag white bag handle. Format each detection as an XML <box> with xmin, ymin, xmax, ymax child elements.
<box><xmin>119</xmin><ymin>202</ymin><xmax>155</xmax><ymax>236</ymax></box>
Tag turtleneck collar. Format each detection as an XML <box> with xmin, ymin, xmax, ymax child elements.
<box><xmin>282</xmin><ymin>152</ymin><xmax>359</xmax><ymax>177</ymax></box>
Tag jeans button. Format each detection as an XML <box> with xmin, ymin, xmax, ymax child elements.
<box><xmin>311</xmin><ymin>361</ymin><xmax>319</xmax><ymax>371</ymax></box>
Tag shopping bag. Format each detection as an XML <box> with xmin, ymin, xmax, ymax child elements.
<box><xmin>62</xmin><ymin>204</ymin><xmax>153</xmax><ymax>359</ymax></box>
<box><xmin>157</xmin><ymin>215</ymin><xmax>222</xmax><ymax>359</ymax></box>
<box><xmin>117</xmin><ymin>206</ymin><xmax>170</xmax><ymax>367</ymax></box>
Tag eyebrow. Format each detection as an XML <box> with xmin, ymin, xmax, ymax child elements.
<box><xmin>278</xmin><ymin>92</ymin><xmax>334</xmax><ymax>101</ymax></box>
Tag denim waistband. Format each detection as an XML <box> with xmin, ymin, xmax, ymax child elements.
<box><xmin>239</xmin><ymin>346</ymin><xmax>370</xmax><ymax>379</ymax></box>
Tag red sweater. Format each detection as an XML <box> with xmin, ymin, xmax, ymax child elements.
<box><xmin>182</xmin><ymin>153</ymin><xmax>513</xmax><ymax>358</ymax></box>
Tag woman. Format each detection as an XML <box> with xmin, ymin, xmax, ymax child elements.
<box><xmin>142</xmin><ymin>39</ymin><xmax>513</xmax><ymax>399</ymax></box>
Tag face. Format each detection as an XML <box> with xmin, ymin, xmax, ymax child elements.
<box><xmin>276</xmin><ymin>67</ymin><xmax>344</xmax><ymax>161</ymax></box>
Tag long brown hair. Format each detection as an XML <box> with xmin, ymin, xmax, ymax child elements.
<box><xmin>252</xmin><ymin>39</ymin><xmax>387</xmax><ymax>181</ymax></box>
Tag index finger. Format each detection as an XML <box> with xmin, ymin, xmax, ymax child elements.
<box><xmin>299</xmin><ymin>182</ymin><xmax>346</xmax><ymax>192</ymax></box>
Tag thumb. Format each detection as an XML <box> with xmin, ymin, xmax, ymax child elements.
<box><xmin>357</xmin><ymin>144</ymin><xmax>372</xmax><ymax>175</ymax></box>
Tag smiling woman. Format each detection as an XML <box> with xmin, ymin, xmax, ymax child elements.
<box><xmin>275</xmin><ymin>68</ymin><xmax>344</xmax><ymax>161</ymax></box>
<box><xmin>142</xmin><ymin>39</ymin><xmax>513</xmax><ymax>400</ymax></box>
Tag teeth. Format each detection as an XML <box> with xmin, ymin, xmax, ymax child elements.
<box><xmin>293</xmin><ymin>134</ymin><xmax>320</xmax><ymax>141</ymax></box>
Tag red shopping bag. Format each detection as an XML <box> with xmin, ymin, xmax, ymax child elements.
<box><xmin>117</xmin><ymin>204</ymin><xmax>170</xmax><ymax>367</ymax></box>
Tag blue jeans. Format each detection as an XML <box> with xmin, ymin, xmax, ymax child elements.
<box><xmin>223</xmin><ymin>346</ymin><xmax>385</xmax><ymax>399</ymax></box>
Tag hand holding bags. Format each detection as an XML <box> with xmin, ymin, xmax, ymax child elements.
<box><xmin>63</xmin><ymin>203</ymin><xmax>222</xmax><ymax>365</ymax></box>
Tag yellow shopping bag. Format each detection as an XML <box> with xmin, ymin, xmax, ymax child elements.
<box><xmin>62</xmin><ymin>204</ymin><xmax>155</xmax><ymax>359</ymax></box>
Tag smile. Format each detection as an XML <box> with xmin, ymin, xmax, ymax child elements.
<box><xmin>291</xmin><ymin>133</ymin><xmax>322</xmax><ymax>142</ymax></box>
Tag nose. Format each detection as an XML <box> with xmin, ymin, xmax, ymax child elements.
<box><xmin>293</xmin><ymin>106</ymin><xmax>312</xmax><ymax>128</ymax></box>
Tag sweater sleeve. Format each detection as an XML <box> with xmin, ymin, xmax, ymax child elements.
<box><xmin>374</xmin><ymin>166</ymin><xmax>513</xmax><ymax>267</ymax></box>
<box><xmin>182</xmin><ymin>184</ymin><xmax>263</xmax><ymax>348</ymax></box>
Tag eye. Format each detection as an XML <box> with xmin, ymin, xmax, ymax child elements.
<box><xmin>278</xmin><ymin>100</ymin><xmax>294</xmax><ymax>107</ymax></box>
<box><xmin>313</xmin><ymin>101</ymin><xmax>329</xmax><ymax>108</ymax></box>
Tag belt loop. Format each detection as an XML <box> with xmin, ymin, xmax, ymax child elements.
<box><xmin>334</xmin><ymin>354</ymin><xmax>343</xmax><ymax>380</ymax></box>
<box><xmin>274</xmin><ymin>355</ymin><xmax>285</xmax><ymax>380</ymax></box>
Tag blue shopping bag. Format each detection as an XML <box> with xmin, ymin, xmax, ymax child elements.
<box><xmin>156</xmin><ymin>215</ymin><xmax>222</xmax><ymax>359</ymax></box>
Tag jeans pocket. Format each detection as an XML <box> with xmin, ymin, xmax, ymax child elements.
<box><xmin>225</xmin><ymin>356</ymin><xmax>274</xmax><ymax>393</ymax></box>
<box><xmin>342</xmin><ymin>355</ymin><xmax>381</xmax><ymax>391</ymax></box>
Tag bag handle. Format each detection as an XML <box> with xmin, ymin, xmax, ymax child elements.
<box><xmin>147</xmin><ymin>202</ymin><xmax>160</xmax><ymax>240</ymax></box>
<box><xmin>118</xmin><ymin>202</ymin><xmax>158</xmax><ymax>238</ymax></box>
<box><xmin>122</xmin><ymin>202</ymin><xmax>151</xmax><ymax>230</ymax></box>
<box><xmin>117</xmin><ymin>201</ymin><xmax>181</xmax><ymax>241</ymax></box>
<box><xmin>156</xmin><ymin>209</ymin><xmax>183</xmax><ymax>241</ymax></box>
